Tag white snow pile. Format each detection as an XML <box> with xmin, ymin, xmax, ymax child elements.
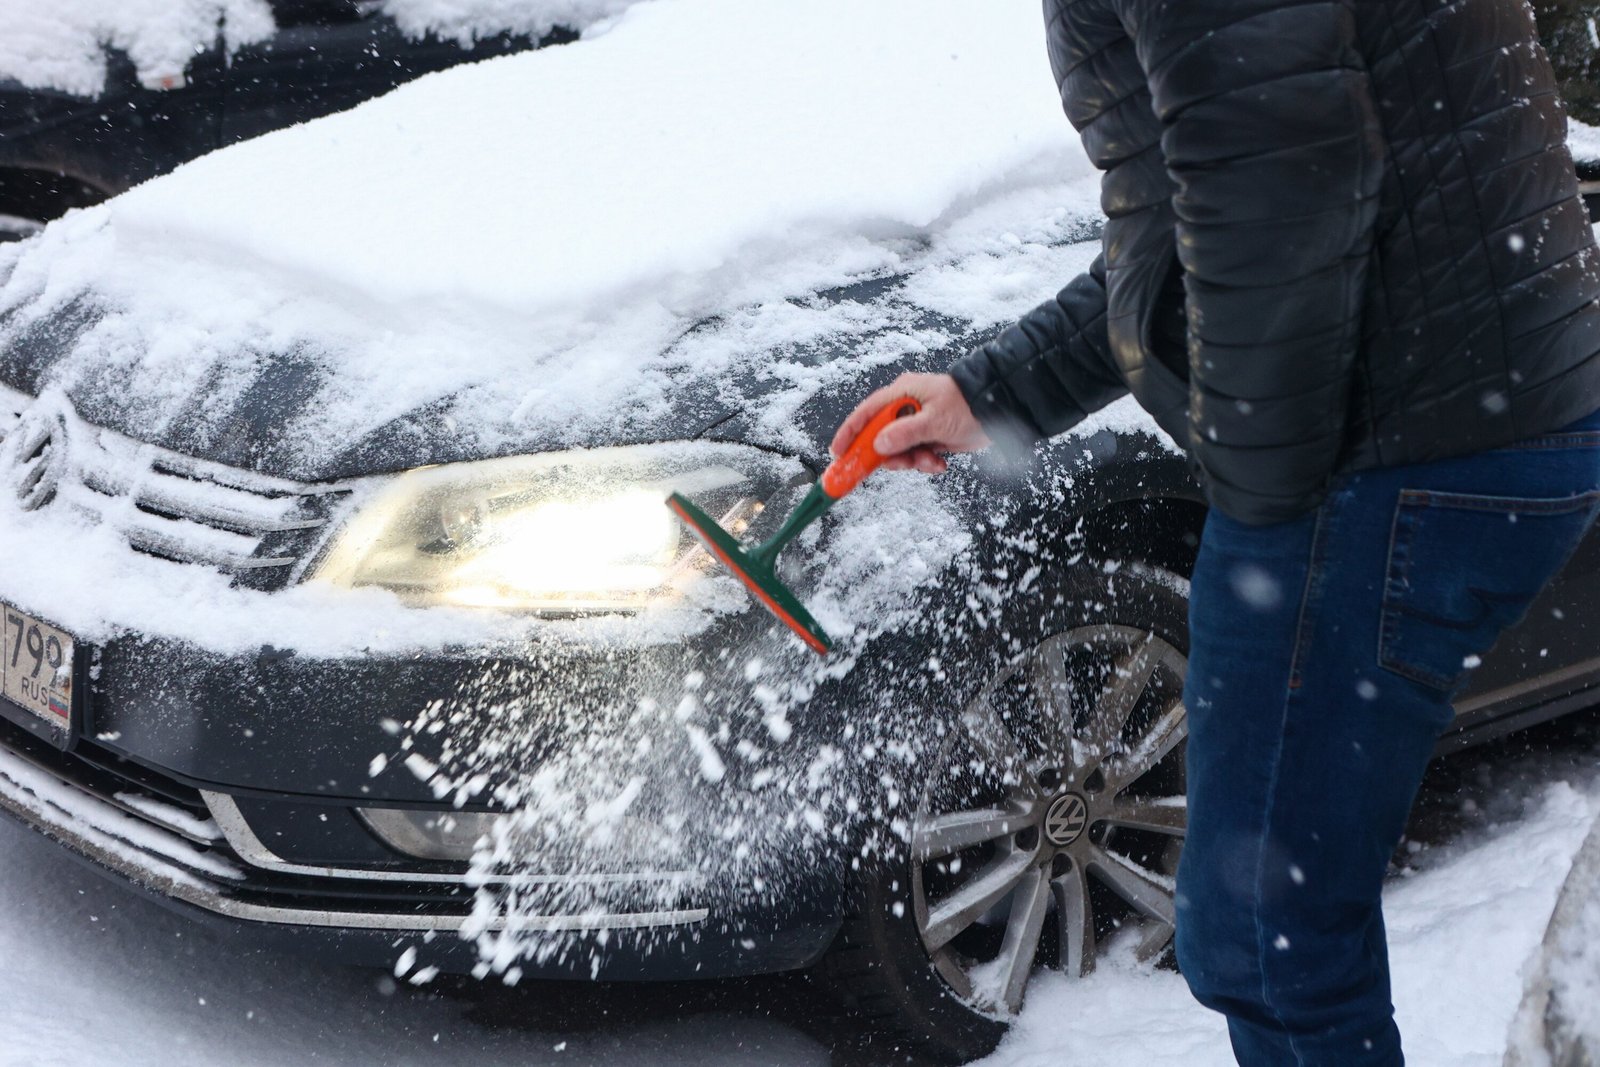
<box><xmin>0</xmin><ymin>0</ymin><xmax>273</xmax><ymax>96</ymax></box>
<box><xmin>1542</xmin><ymin>874</ymin><xmax>1600</xmax><ymax>1057</ymax></box>
<box><xmin>382</xmin><ymin>0</ymin><xmax>639</xmax><ymax>45</ymax></box>
<box><xmin>1550</xmin><ymin>892</ymin><xmax>1600</xmax><ymax>1052</ymax></box>
<box><xmin>1566</xmin><ymin>118</ymin><xmax>1600</xmax><ymax>164</ymax></box>
<box><xmin>1506</xmin><ymin>806</ymin><xmax>1600</xmax><ymax>1065</ymax></box>
<box><xmin>110</xmin><ymin>0</ymin><xmax>1072</xmax><ymax>319</ymax></box>
<box><xmin>0</xmin><ymin>0</ymin><xmax>640</xmax><ymax>96</ymax></box>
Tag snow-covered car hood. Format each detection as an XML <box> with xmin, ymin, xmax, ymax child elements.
<box><xmin>0</xmin><ymin>0</ymin><xmax>1096</xmax><ymax>483</ymax></box>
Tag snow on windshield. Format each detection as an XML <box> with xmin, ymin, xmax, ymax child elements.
<box><xmin>0</xmin><ymin>0</ymin><xmax>638</xmax><ymax>96</ymax></box>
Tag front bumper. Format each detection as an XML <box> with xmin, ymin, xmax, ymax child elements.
<box><xmin>0</xmin><ymin>620</ymin><xmax>845</xmax><ymax>980</ymax></box>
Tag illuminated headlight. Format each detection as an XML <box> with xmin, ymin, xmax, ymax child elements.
<box><xmin>309</xmin><ymin>443</ymin><xmax>787</xmax><ymax>613</ymax></box>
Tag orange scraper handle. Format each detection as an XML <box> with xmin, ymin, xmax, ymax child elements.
<box><xmin>820</xmin><ymin>397</ymin><xmax>923</xmax><ymax>499</ymax></box>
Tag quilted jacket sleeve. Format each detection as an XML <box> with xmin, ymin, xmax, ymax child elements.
<box><xmin>1122</xmin><ymin>0</ymin><xmax>1384</xmax><ymax>524</ymax></box>
<box><xmin>948</xmin><ymin>252</ymin><xmax>1128</xmax><ymax>455</ymax></box>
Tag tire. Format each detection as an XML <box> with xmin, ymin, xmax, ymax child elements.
<box><xmin>821</xmin><ymin>563</ymin><xmax>1191</xmax><ymax>1064</ymax></box>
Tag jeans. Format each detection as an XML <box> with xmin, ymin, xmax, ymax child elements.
<box><xmin>1174</xmin><ymin>408</ymin><xmax>1600</xmax><ymax>1066</ymax></box>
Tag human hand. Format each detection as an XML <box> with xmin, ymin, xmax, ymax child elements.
<box><xmin>829</xmin><ymin>373</ymin><xmax>990</xmax><ymax>475</ymax></box>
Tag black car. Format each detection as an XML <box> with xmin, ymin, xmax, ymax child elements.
<box><xmin>0</xmin><ymin>5</ymin><xmax>1597</xmax><ymax>1065</ymax></box>
<box><xmin>0</xmin><ymin>0</ymin><xmax>570</xmax><ymax>242</ymax></box>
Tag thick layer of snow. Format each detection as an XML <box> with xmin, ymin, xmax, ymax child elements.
<box><xmin>0</xmin><ymin>0</ymin><xmax>272</xmax><ymax>96</ymax></box>
<box><xmin>1545</xmin><ymin>863</ymin><xmax>1600</xmax><ymax>1054</ymax></box>
<box><xmin>1567</xmin><ymin>118</ymin><xmax>1600</xmax><ymax>164</ymax></box>
<box><xmin>1506</xmin><ymin>806</ymin><xmax>1600</xmax><ymax>1064</ymax></box>
<box><xmin>104</xmin><ymin>0</ymin><xmax>1070</xmax><ymax>317</ymax></box>
<box><xmin>382</xmin><ymin>0</ymin><xmax>639</xmax><ymax>45</ymax></box>
<box><xmin>0</xmin><ymin>0</ymin><xmax>639</xmax><ymax>96</ymax></box>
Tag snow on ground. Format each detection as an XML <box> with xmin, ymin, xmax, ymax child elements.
<box><xmin>1386</xmin><ymin>783</ymin><xmax>1600</xmax><ymax>1067</ymax></box>
<box><xmin>1506</xmin><ymin>793</ymin><xmax>1600</xmax><ymax>1063</ymax></box>
<box><xmin>4</xmin><ymin>717</ymin><xmax>1597</xmax><ymax>1066</ymax></box>
<box><xmin>0</xmin><ymin>815</ymin><xmax>827</xmax><ymax>1067</ymax></box>
<box><xmin>1540</xmin><ymin>841</ymin><xmax>1600</xmax><ymax>1055</ymax></box>
<box><xmin>0</xmin><ymin>0</ymin><xmax>639</xmax><ymax>95</ymax></box>
<box><xmin>1545</xmin><ymin>883</ymin><xmax>1600</xmax><ymax>1056</ymax></box>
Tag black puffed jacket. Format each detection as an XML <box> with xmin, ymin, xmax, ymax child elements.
<box><xmin>951</xmin><ymin>0</ymin><xmax>1600</xmax><ymax>524</ymax></box>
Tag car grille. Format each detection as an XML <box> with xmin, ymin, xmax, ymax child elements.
<box><xmin>0</xmin><ymin>385</ymin><xmax>347</xmax><ymax>590</ymax></box>
<box><xmin>0</xmin><ymin>713</ymin><xmax>240</xmax><ymax>874</ymax></box>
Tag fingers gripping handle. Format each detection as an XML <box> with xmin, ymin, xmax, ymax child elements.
<box><xmin>821</xmin><ymin>397</ymin><xmax>922</xmax><ymax>499</ymax></box>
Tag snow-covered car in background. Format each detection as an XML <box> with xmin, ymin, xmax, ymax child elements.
<box><xmin>0</xmin><ymin>0</ymin><xmax>626</xmax><ymax>242</ymax></box>
<box><xmin>1</xmin><ymin>1</ymin><xmax>1599</xmax><ymax>1063</ymax></box>
<box><xmin>1535</xmin><ymin>0</ymin><xmax>1600</xmax><ymax>218</ymax></box>
<box><xmin>1568</xmin><ymin>122</ymin><xmax>1600</xmax><ymax>219</ymax></box>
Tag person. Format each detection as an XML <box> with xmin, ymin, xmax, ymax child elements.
<box><xmin>831</xmin><ymin>1</ymin><xmax>1600</xmax><ymax>1063</ymax></box>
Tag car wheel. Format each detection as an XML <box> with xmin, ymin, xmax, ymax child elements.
<box><xmin>0</xmin><ymin>213</ymin><xmax>44</xmax><ymax>243</ymax></box>
<box><xmin>823</xmin><ymin>564</ymin><xmax>1190</xmax><ymax>1064</ymax></box>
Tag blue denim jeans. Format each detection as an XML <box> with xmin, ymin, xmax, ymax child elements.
<box><xmin>1175</xmin><ymin>408</ymin><xmax>1600</xmax><ymax>1066</ymax></box>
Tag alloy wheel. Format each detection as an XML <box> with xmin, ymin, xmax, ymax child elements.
<box><xmin>910</xmin><ymin>623</ymin><xmax>1188</xmax><ymax>1014</ymax></box>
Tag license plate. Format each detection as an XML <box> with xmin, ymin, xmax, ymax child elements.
<box><xmin>0</xmin><ymin>605</ymin><xmax>74</xmax><ymax>740</ymax></box>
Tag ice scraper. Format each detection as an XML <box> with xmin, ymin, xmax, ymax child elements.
<box><xmin>666</xmin><ymin>397</ymin><xmax>922</xmax><ymax>655</ymax></box>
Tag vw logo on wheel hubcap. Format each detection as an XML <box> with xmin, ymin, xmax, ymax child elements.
<box><xmin>1044</xmin><ymin>793</ymin><xmax>1089</xmax><ymax>847</ymax></box>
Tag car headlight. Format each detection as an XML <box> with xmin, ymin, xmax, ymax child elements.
<box><xmin>309</xmin><ymin>443</ymin><xmax>793</xmax><ymax>613</ymax></box>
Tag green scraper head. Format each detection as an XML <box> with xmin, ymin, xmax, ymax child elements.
<box><xmin>666</xmin><ymin>490</ymin><xmax>833</xmax><ymax>654</ymax></box>
<box><xmin>665</xmin><ymin>395</ymin><xmax>923</xmax><ymax>655</ymax></box>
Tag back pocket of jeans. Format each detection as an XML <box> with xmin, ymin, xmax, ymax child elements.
<box><xmin>1380</xmin><ymin>489</ymin><xmax>1600</xmax><ymax>691</ymax></box>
